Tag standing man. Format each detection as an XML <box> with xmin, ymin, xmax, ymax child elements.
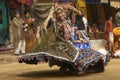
<box><xmin>12</xmin><ymin>11</ymin><xmax>25</xmax><ymax>55</ymax></box>
<box><xmin>104</xmin><ymin>16</ymin><xmax>114</xmax><ymax>52</ymax></box>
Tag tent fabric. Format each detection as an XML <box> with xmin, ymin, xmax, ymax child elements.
<box><xmin>18</xmin><ymin>0</ymin><xmax>33</xmax><ymax>6</ymax></box>
<box><xmin>30</xmin><ymin>3</ymin><xmax>53</xmax><ymax>44</ymax></box>
<box><xmin>26</xmin><ymin>0</ymin><xmax>33</xmax><ymax>6</ymax></box>
<box><xmin>18</xmin><ymin>0</ymin><xmax>27</xmax><ymax>4</ymax></box>
<box><xmin>24</xmin><ymin>3</ymin><xmax>53</xmax><ymax>52</ymax></box>
<box><xmin>30</xmin><ymin>3</ymin><xmax>53</xmax><ymax>25</ymax></box>
<box><xmin>8</xmin><ymin>0</ymin><xmax>19</xmax><ymax>9</ymax></box>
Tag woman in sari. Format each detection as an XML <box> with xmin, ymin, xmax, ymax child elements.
<box><xmin>55</xmin><ymin>7</ymin><xmax>73</xmax><ymax>40</ymax></box>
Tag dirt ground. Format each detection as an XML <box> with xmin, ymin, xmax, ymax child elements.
<box><xmin>0</xmin><ymin>58</ymin><xmax>120</xmax><ymax>80</ymax></box>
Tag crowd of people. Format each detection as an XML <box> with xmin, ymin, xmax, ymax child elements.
<box><xmin>12</xmin><ymin>10</ymin><xmax>36</xmax><ymax>55</ymax></box>
<box><xmin>11</xmin><ymin>2</ymin><xmax>91</xmax><ymax>55</ymax></box>
<box><xmin>11</xmin><ymin>1</ymin><xmax>115</xmax><ymax>55</ymax></box>
<box><xmin>52</xmin><ymin>2</ymin><xmax>117</xmax><ymax>55</ymax></box>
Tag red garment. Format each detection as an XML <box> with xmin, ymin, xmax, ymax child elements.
<box><xmin>26</xmin><ymin>0</ymin><xmax>33</xmax><ymax>6</ymax></box>
<box><xmin>92</xmin><ymin>27</ymin><xmax>97</xmax><ymax>33</ymax></box>
<box><xmin>18</xmin><ymin>0</ymin><xmax>27</xmax><ymax>4</ymax></box>
<box><xmin>104</xmin><ymin>20</ymin><xmax>113</xmax><ymax>41</ymax></box>
<box><xmin>105</xmin><ymin>21</ymin><xmax>113</xmax><ymax>32</ymax></box>
<box><xmin>8</xmin><ymin>0</ymin><xmax>19</xmax><ymax>9</ymax></box>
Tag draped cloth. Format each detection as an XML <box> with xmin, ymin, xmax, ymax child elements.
<box><xmin>30</xmin><ymin>3</ymin><xmax>53</xmax><ymax>26</ymax></box>
<box><xmin>23</xmin><ymin>3</ymin><xmax>53</xmax><ymax>52</ymax></box>
<box><xmin>30</xmin><ymin>3</ymin><xmax>53</xmax><ymax>43</ymax></box>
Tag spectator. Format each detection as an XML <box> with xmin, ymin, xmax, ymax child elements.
<box><xmin>70</xmin><ymin>30</ymin><xmax>89</xmax><ymax>50</ymax></box>
<box><xmin>23</xmin><ymin>10</ymin><xmax>37</xmax><ymax>53</ymax></box>
<box><xmin>89</xmin><ymin>23</ymin><xmax>98</xmax><ymax>33</ymax></box>
<box><xmin>92</xmin><ymin>23</ymin><xmax>98</xmax><ymax>33</ymax></box>
<box><xmin>104</xmin><ymin>16</ymin><xmax>114</xmax><ymax>52</ymax></box>
<box><xmin>98</xmin><ymin>21</ymin><xmax>104</xmax><ymax>32</ymax></box>
<box><xmin>12</xmin><ymin>11</ymin><xmax>25</xmax><ymax>55</ymax></box>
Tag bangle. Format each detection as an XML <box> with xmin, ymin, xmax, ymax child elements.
<box><xmin>72</xmin><ymin>7</ymin><xmax>76</xmax><ymax>11</ymax></box>
<box><xmin>78</xmin><ymin>40</ymin><xmax>81</xmax><ymax>43</ymax></box>
<box><xmin>79</xmin><ymin>38</ymin><xmax>83</xmax><ymax>41</ymax></box>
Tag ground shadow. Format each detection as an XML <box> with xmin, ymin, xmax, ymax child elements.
<box><xmin>17</xmin><ymin>69</ymin><xmax>101</xmax><ymax>78</ymax></box>
<box><xmin>18</xmin><ymin>70</ymin><xmax>75</xmax><ymax>78</ymax></box>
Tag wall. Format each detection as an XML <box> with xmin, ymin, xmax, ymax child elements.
<box><xmin>0</xmin><ymin>0</ymin><xmax>7</xmax><ymax>30</ymax></box>
<box><xmin>0</xmin><ymin>0</ymin><xmax>8</xmax><ymax>44</ymax></box>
